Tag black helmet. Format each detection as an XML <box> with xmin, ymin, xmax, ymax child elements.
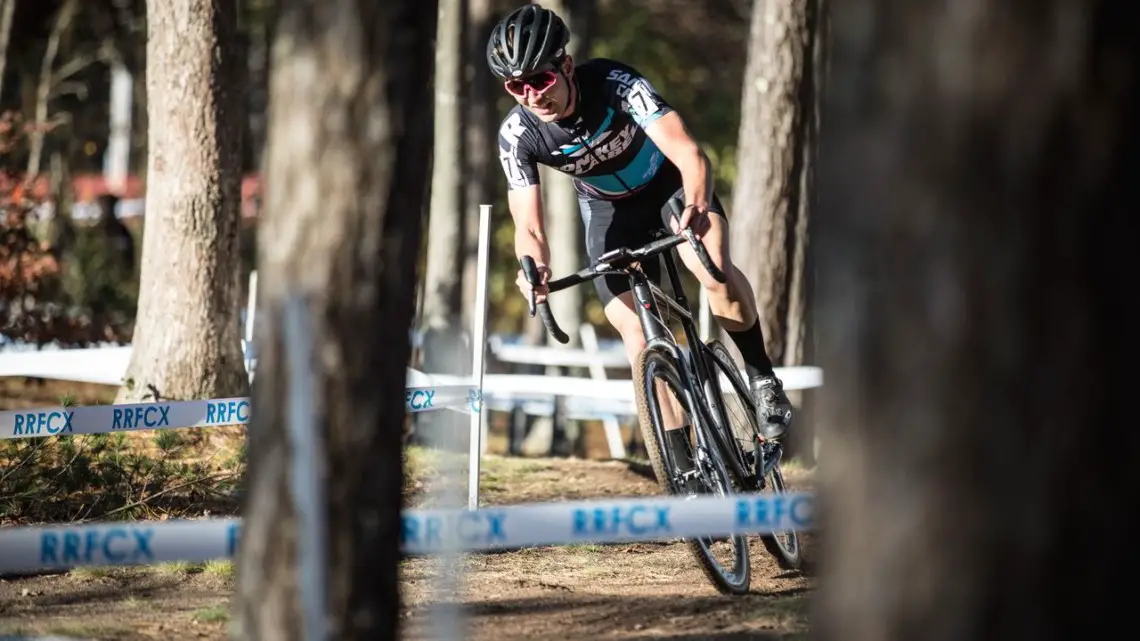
<box><xmin>486</xmin><ymin>4</ymin><xmax>570</xmax><ymax>79</ymax></box>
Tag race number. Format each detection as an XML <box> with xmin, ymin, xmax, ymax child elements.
<box><xmin>626</xmin><ymin>80</ymin><xmax>660</xmax><ymax>120</ymax></box>
<box><xmin>500</xmin><ymin>152</ymin><xmax>528</xmax><ymax>188</ymax></box>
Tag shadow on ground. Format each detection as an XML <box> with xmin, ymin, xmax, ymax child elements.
<box><xmin>404</xmin><ymin>590</ymin><xmax>810</xmax><ymax>640</ymax></box>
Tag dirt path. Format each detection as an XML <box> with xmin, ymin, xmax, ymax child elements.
<box><xmin>0</xmin><ymin>455</ymin><xmax>815</xmax><ymax>640</ymax></box>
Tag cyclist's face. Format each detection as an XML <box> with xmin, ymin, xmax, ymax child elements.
<box><xmin>504</xmin><ymin>57</ymin><xmax>574</xmax><ymax>122</ymax></box>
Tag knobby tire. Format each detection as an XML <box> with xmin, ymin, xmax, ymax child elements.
<box><xmin>632</xmin><ymin>346</ymin><xmax>752</xmax><ymax>595</ymax></box>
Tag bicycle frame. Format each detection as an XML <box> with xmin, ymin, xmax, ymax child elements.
<box><xmin>625</xmin><ymin>242</ymin><xmax>754</xmax><ymax>488</ymax></box>
<box><xmin>519</xmin><ymin>216</ymin><xmax>755</xmax><ymax>488</ymax></box>
<box><xmin>522</xmin><ymin>227</ymin><xmax>800</xmax><ymax>574</ymax></box>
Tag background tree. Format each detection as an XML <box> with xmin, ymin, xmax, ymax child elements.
<box><xmin>536</xmin><ymin>0</ymin><xmax>595</xmax><ymax>356</ymax></box>
<box><xmin>24</xmin><ymin>0</ymin><xmax>77</xmax><ymax>182</ymax></box>
<box><xmin>459</xmin><ymin>0</ymin><xmax>499</xmax><ymax>328</ymax></box>
<box><xmin>812</xmin><ymin>2</ymin><xmax>1138</xmax><ymax>640</ymax></box>
<box><xmin>421</xmin><ymin>0</ymin><xmax>468</xmax><ymax>375</ymax></box>
<box><xmin>234</xmin><ymin>1</ymin><xmax>437</xmax><ymax>639</ymax></box>
<box><xmin>725</xmin><ymin>0</ymin><xmax>821</xmax><ymax>371</ymax></box>
<box><xmin>0</xmin><ymin>0</ymin><xmax>16</xmax><ymax>106</ymax></box>
<box><xmin>116</xmin><ymin>0</ymin><xmax>247</xmax><ymax>403</ymax></box>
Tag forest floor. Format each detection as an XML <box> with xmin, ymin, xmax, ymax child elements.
<box><xmin>0</xmin><ymin>377</ymin><xmax>816</xmax><ymax>641</ymax></box>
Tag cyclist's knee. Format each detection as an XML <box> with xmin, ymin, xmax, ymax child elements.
<box><xmin>699</xmin><ymin>264</ymin><xmax>731</xmax><ymax>298</ymax></box>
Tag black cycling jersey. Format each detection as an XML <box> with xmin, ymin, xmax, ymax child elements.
<box><xmin>496</xmin><ymin>58</ymin><xmax>675</xmax><ymax>200</ymax></box>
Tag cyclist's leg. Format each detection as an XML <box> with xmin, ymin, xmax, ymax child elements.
<box><xmin>659</xmin><ymin>191</ymin><xmax>793</xmax><ymax>438</ymax></box>
<box><xmin>661</xmin><ymin>192</ymin><xmax>757</xmax><ymax>333</ymax></box>
<box><xmin>582</xmin><ymin>195</ymin><xmax>693</xmax><ymax>473</ymax></box>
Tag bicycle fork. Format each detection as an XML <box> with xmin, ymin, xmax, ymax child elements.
<box><xmin>647</xmin><ymin>346</ymin><xmax>726</xmax><ymax>496</ymax></box>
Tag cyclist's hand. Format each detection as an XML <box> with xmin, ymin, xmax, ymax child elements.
<box><xmin>516</xmin><ymin>264</ymin><xmax>551</xmax><ymax>304</ymax></box>
<box><xmin>671</xmin><ymin>203</ymin><xmax>712</xmax><ymax>240</ymax></box>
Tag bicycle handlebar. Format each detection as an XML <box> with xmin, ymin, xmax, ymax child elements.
<box><xmin>520</xmin><ymin>255</ymin><xmax>571</xmax><ymax>344</ymax></box>
<box><xmin>519</xmin><ymin>200</ymin><xmax>726</xmax><ymax>345</ymax></box>
<box><xmin>666</xmin><ymin>200</ymin><xmax>727</xmax><ymax>285</ymax></box>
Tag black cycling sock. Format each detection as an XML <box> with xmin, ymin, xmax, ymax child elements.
<box><xmin>725</xmin><ymin>319</ymin><xmax>776</xmax><ymax>380</ymax></box>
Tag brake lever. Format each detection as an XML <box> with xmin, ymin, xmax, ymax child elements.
<box><xmin>666</xmin><ymin>200</ymin><xmax>728</xmax><ymax>284</ymax></box>
<box><xmin>519</xmin><ymin>255</ymin><xmax>541</xmax><ymax>318</ymax></box>
<box><xmin>668</xmin><ymin>200</ymin><xmax>697</xmax><ymax>244</ymax></box>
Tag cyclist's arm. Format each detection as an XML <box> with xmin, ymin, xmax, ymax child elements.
<box><xmin>508</xmin><ymin>185</ymin><xmax>550</xmax><ymax>267</ymax></box>
<box><xmin>497</xmin><ymin>114</ymin><xmax>549</xmax><ymax>266</ymax></box>
<box><xmin>644</xmin><ymin>112</ymin><xmax>714</xmax><ymax>212</ymax></box>
<box><xmin>616</xmin><ymin>72</ymin><xmax>714</xmax><ymax>211</ymax></box>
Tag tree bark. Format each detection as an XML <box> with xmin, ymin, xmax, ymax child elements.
<box><xmin>813</xmin><ymin>3</ymin><xmax>1138</xmax><ymax>640</ymax></box>
<box><xmin>0</xmin><ymin>0</ymin><xmax>16</xmax><ymax>107</ymax></box>
<box><xmin>422</xmin><ymin>0</ymin><xmax>467</xmax><ymax>343</ymax></box>
<box><xmin>234</xmin><ymin>1</ymin><xmax>436</xmax><ymax>639</ymax></box>
<box><xmin>25</xmin><ymin>0</ymin><xmax>78</xmax><ymax>182</ymax></box>
<box><xmin>460</xmin><ymin>0</ymin><xmax>496</xmax><ymax>331</ymax></box>
<box><xmin>726</xmin><ymin>0</ymin><xmax>818</xmax><ymax>367</ymax></box>
<box><xmin>419</xmin><ymin>0</ymin><xmax>468</xmax><ymax>447</ymax></box>
<box><xmin>117</xmin><ymin>0</ymin><xmax>247</xmax><ymax>404</ymax></box>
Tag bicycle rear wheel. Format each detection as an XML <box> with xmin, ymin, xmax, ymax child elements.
<box><xmin>632</xmin><ymin>346</ymin><xmax>752</xmax><ymax>595</ymax></box>
<box><xmin>702</xmin><ymin>340</ymin><xmax>803</xmax><ymax>571</ymax></box>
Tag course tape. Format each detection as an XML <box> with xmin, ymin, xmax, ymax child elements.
<box><xmin>0</xmin><ymin>385</ymin><xmax>478</xmax><ymax>441</ymax></box>
<box><xmin>0</xmin><ymin>492</ymin><xmax>814</xmax><ymax>573</ymax></box>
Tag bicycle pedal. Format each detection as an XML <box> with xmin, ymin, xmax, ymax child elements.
<box><xmin>742</xmin><ymin>449</ymin><xmax>757</xmax><ymax>469</ymax></box>
<box><xmin>759</xmin><ymin>442</ymin><xmax>783</xmax><ymax>478</ymax></box>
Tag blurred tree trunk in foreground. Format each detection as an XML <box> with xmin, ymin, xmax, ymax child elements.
<box><xmin>813</xmin><ymin>3</ymin><xmax>1137</xmax><ymax>641</ymax></box>
<box><xmin>235</xmin><ymin>1</ymin><xmax>437</xmax><ymax>639</ymax></box>
<box><xmin>118</xmin><ymin>0</ymin><xmax>248</xmax><ymax>403</ymax></box>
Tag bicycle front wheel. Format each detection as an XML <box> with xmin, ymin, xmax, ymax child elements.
<box><xmin>632</xmin><ymin>346</ymin><xmax>752</xmax><ymax>595</ymax></box>
<box><xmin>702</xmin><ymin>339</ymin><xmax>803</xmax><ymax>571</ymax></box>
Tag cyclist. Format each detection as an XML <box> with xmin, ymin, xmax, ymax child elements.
<box><xmin>487</xmin><ymin>4</ymin><xmax>793</xmax><ymax>443</ymax></box>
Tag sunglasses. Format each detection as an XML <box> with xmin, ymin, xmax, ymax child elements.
<box><xmin>504</xmin><ymin>69</ymin><xmax>560</xmax><ymax>97</ymax></box>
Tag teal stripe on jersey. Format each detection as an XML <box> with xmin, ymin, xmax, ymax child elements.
<box><xmin>578</xmin><ymin>139</ymin><xmax>665</xmax><ymax>195</ymax></box>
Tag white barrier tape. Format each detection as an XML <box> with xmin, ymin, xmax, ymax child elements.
<box><xmin>0</xmin><ymin>385</ymin><xmax>477</xmax><ymax>440</ymax></box>
<box><xmin>0</xmin><ymin>492</ymin><xmax>813</xmax><ymax>573</ymax></box>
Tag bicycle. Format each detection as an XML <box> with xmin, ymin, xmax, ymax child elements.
<box><xmin>519</xmin><ymin>201</ymin><xmax>802</xmax><ymax>595</ymax></box>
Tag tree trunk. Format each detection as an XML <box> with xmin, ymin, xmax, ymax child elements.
<box><xmin>421</xmin><ymin>0</ymin><xmax>468</xmax><ymax>367</ymax></box>
<box><xmin>0</xmin><ymin>0</ymin><xmax>16</xmax><ymax>107</ymax></box>
<box><xmin>418</xmin><ymin>0</ymin><xmax>468</xmax><ymax>448</ymax></box>
<box><xmin>234</xmin><ymin>1</ymin><xmax>436</xmax><ymax>639</ymax></box>
<box><xmin>25</xmin><ymin>0</ymin><xmax>78</xmax><ymax>182</ymax></box>
<box><xmin>117</xmin><ymin>0</ymin><xmax>247</xmax><ymax>403</ymax></box>
<box><xmin>813</xmin><ymin>3</ymin><xmax>1139</xmax><ymax>640</ymax></box>
<box><xmin>537</xmin><ymin>0</ymin><xmax>595</xmax><ymax>355</ymax></box>
<box><xmin>532</xmin><ymin>0</ymin><xmax>594</xmax><ymax>457</ymax></box>
<box><xmin>460</xmin><ymin>0</ymin><xmax>496</xmax><ymax>331</ymax></box>
<box><xmin>726</xmin><ymin>0</ymin><xmax>818</xmax><ymax>367</ymax></box>
<box><xmin>243</xmin><ymin>0</ymin><xmax>272</xmax><ymax>174</ymax></box>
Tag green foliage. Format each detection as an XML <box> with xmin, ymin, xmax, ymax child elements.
<box><xmin>0</xmin><ymin>429</ymin><xmax>245</xmax><ymax>525</ymax></box>
<box><xmin>56</xmin><ymin>221</ymin><xmax>139</xmax><ymax>332</ymax></box>
<box><xmin>1</xmin><ymin>110</ymin><xmax>138</xmax><ymax>346</ymax></box>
